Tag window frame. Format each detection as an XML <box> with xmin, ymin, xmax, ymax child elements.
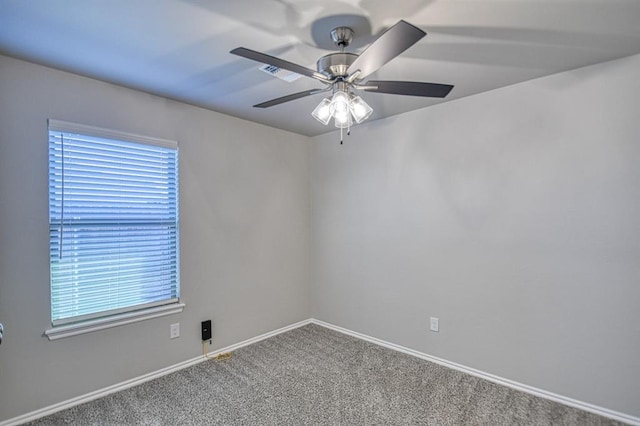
<box><xmin>45</xmin><ymin>120</ymin><xmax>183</xmax><ymax>340</ymax></box>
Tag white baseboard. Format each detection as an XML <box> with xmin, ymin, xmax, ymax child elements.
<box><xmin>311</xmin><ymin>318</ymin><xmax>640</xmax><ymax>426</ymax></box>
<box><xmin>5</xmin><ymin>317</ymin><xmax>637</xmax><ymax>426</ymax></box>
<box><xmin>0</xmin><ymin>319</ymin><xmax>312</xmax><ymax>426</ymax></box>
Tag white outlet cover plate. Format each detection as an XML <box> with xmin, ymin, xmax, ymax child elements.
<box><xmin>430</xmin><ymin>317</ymin><xmax>439</xmax><ymax>332</ymax></box>
<box><xmin>170</xmin><ymin>323</ymin><xmax>180</xmax><ymax>339</ymax></box>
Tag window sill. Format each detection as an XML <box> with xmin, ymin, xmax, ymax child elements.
<box><xmin>44</xmin><ymin>303</ymin><xmax>186</xmax><ymax>341</ymax></box>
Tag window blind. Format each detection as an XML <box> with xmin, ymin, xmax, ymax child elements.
<box><xmin>48</xmin><ymin>120</ymin><xmax>179</xmax><ymax>326</ymax></box>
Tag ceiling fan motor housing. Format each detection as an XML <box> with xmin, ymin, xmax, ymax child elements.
<box><xmin>317</xmin><ymin>52</ymin><xmax>358</xmax><ymax>79</ymax></box>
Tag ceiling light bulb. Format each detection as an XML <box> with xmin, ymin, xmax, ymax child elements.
<box><xmin>330</xmin><ymin>91</ymin><xmax>350</xmax><ymax>117</ymax></box>
<box><xmin>311</xmin><ymin>98</ymin><xmax>332</xmax><ymax>125</ymax></box>
<box><xmin>334</xmin><ymin>109</ymin><xmax>350</xmax><ymax>122</ymax></box>
<box><xmin>334</xmin><ymin>111</ymin><xmax>353</xmax><ymax>129</ymax></box>
<box><xmin>350</xmin><ymin>96</ymin><xmax>373</xmax><ymax>123</ymax></box>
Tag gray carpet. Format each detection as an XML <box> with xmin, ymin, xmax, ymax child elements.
<box><xmin>27</xmin><ymin>324</ymin><xmax>623</xmax><ymax>425</ymax></box>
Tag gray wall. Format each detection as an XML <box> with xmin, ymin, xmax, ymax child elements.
<box><xmin>310</xmin><ymin>54</ymin><xmax>640</xmax><ymax>417</ymax></box>
<box><xmin>0</xmin><ymin>55</ymin><xmax>311</xmax><ymax>422</ymax></box>
<box><xmin>2</xmin><ymin>50</ymin><xmax>639</xmax><ymax>422</ymax></box>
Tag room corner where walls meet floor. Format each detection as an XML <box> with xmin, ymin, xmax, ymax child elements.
<box><xmin>3</xmin><ymin>319</ymin><xmax>638</xmax><ymax>426</ymax></box>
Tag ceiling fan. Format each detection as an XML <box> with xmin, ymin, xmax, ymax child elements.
<box><xmin>230</xmin><ymin>20</ymin><xmax>453</xmax><ymax>136</ymax></box>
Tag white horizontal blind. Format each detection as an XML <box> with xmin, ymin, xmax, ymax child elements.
<box><xmin>48</xmin><ymin>120</ymin><xmax>179</xmax><ymax>325</ymax></box>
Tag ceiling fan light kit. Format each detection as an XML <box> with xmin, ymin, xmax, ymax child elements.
<box><xmin>311</xmin><ymin>80</ymin><xmax>373</xmax><ymax>130</ymax></box>
<box><xmin>231</xmin><ymin>20</ymin><xmax>454</xmax><ymax>142</ymax></box>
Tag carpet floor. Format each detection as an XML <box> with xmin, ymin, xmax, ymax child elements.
<box><xmin>27</xmin><ymin>323</ymin><xmax>623</xmax><ymax>425</ymax></box>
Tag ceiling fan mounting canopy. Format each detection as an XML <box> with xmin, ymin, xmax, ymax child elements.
<box><xmin>330</xmin><ymin>26</ymin><xmax>354</xmax><ymax>49</ymax></box>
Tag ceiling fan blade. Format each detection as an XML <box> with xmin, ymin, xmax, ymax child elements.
<box><xmin>364</xmin><ymin>81</ymin><xmax>454</xmax><ymax>98</ymax></box>
<box><xmin>231</xmin><ymin>47</ymin><xmax>331</xmax><ymax>83</ymax></box>
<box><xmin>254</xmin><ymin>89</ymin><xmax>326</xmax><ymax>108</ymax></box>
<box><xmin>346</xmin><ymin>20</ymin><xmax>426</xmax><ymax>80</ymax></box>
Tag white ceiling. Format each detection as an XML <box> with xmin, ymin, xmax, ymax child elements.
<box><xmin>1</xmin><ymin>0</ymin><xmax>639</xmax><ymax>136</ymax></box>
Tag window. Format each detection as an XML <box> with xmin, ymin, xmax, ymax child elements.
<box><xmin>47</xmin><ymin>120</ymin><xmax>180</xmax><ymax>334</ymax></box>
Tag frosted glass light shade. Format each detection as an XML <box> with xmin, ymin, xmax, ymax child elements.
<box><xmin>334</xmin><ymin>111</ymin><xmax>353</xmax><ymax>128</ymax></box>
<box><xmin>311</xmin><ymin>98</ymin><xmax>332</xmax><ymax>125</ymax></box>
<box><xmin>350</xmin><ymin>96</ymin><xmax>373</xmax><ymax>123</ymax></box>
<box><xmin>329</xmin><ymin>91</ymin><xmax>350</xmax><ymax>117</ymax></box>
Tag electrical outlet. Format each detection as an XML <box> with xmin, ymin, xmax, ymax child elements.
<box><xmin>201</xmin><ymin>320</ymin><xmax>212</xmax><ymax>341</ymax></box>
<box><xmin>430</xmin><ymin>317</ymin><xmax>439</xmax><ymax>332</ymax></box>
<box><xmin>170</xmin><ymin>323</ymin><xmax>180</xmax><ymax>339</ymax></box>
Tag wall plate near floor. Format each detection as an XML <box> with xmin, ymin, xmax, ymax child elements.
<box><xmin>430</xmin><ymin>317</ymin><xmax>439</xmax><ymax>332</ymax></box>
<box><xmin>201</xmin><ymin>320</ymin><xmax>212</xmax><ymax>341</ymax></box>
<box><xmin>170</xmin><ymin>323</ymin><xmax>180</xmax><ymax>339</ymax></box>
